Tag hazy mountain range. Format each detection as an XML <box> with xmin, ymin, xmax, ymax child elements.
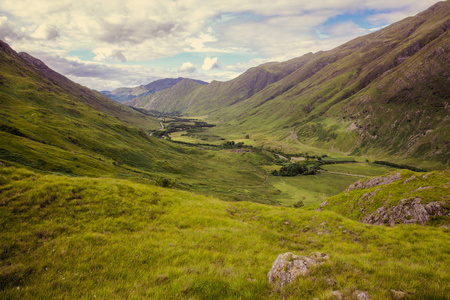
<box><xmin>101</xmin><ymin>77</ymin><xmax>208</xmax><ymax>103</ymax></box>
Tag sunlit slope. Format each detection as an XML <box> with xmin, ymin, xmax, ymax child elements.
<box><xmin>1</xmin><ymin>165</ymin><xmax>448</xmax><ymax>299</ymax></box>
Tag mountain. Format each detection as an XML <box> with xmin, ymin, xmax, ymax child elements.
<box><xmin>126</xmin><ymin>56</ymin><xmax>312</xmax><ymax>113</ymax></box>
<box><xmin>124</xmin><ymin>78</ymin><xmax>216</xmax><ymax>112</ymax></box>
<box><xmin>127</xmin><ymin>1</ymin><xmax>450</xmax><ymax>165</ymax></box>
<box><xmin>101</xmin><ymin>77</ymin><xmax>208</xmax><ymax>103</ymax></box>
<box><xmin>0</xmin><ymin>39</ymin><xmax>203</xmax><ymax>176</ymax></box>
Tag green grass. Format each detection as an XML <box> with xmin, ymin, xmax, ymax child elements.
<box><xmin>269</xmin><ymin>173</ymin><xmax>359</xmax><ymax>207</ymax></box>
<box><xmin>1</xmin><ymin>165</ymin><xmax>449</xmax><ymax>299</ymax></box>
<box><xmin>321</xmin><ymin>163</ymin><xmax>393</xmax><ymax>177</ymax></box>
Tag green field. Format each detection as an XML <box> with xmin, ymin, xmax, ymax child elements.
<box><xmin>321</xmin><ymin>163</ymin><xmax>393</xmax><ymax>177</ymax></box>
<box><xmin>268</xmin><ymin>173</ymin><xmax>358</xmax><ymax>206</ymax></box>
<box><xmin>1</xmin><ymin>165</ymin><xmax>448</xmax><ymax>299</ymax></box>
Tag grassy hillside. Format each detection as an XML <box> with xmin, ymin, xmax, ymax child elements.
<box><xmin>1</xmin><ymin>164</ymin><xmax>449</xmax><ymax>299</ymax></box>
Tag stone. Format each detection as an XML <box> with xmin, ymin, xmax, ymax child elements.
<box><xmin>331</xmin><ymin>290</ymin><xmax>344</xmax><ymax>299</ymax></box>
<box><xmin>347</xmin><ymin>172</ymin><xmax>401</xmax><ymax>191</ymax></box>
<box><xmin>403</xmin><ymin>175</ymin><xmax>416</xmax><ymax>184</ymax></box>
<box><xmin>316</xmin><ymin>200</ymin><xmax>328</xmax><ymax>211</ymax></box>
<box><xmin>390</xmin><ymin>289</ymin><xmax>407</xmax><ymax>299</ymax></box>
<box><xmin>353</xmin><ymin>290</ymin><xmax>370</xmax><ymax>299</ymax></box>
<box><xmin>268</xmin><ymin>252</ymin><xmax>328</xmax><ymax>287</ymax></box>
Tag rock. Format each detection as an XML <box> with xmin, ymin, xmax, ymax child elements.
<box><xmin>390</xmin><ymin>289</ymin><xmax>407</xmax><ymax>299</ymax></box>
<box><xmin>403</xmin><ymin>175</ymin><xmax>416</xmax><ymax>184</ymax></box>
<box><xmin>361</xmin><ymin>197</ymin><xmax>448</xmax><ymax>226</ymax></box>
<box><xmin>353</xmin><ymin>290</ymin><xmax>370</xmax><ymax>299</ymax></box>
<box><xmin>326</xmin><ymin>277</ymin><xmax>337</xmax><ymax>286</ymax></box>
<box><xmin>331</xmin><ymin>290</ymin><xmax>344</xmax><ymax>299</ymax></box>
<box><xmin>268</xmin><ymin>252</ymin><xmax>328</xmax><ymax>287</ymax></box>
<box><xmin>347</xmin><ymin>172</ymin><xmax>401</xmax><ymax>191</ymax></box>
<box><xmin>316</xmin><ymin>200</ymin><xmax>328</xmax><ymax>211</ymax></box>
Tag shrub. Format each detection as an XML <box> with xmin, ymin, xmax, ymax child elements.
<box><xmin>292</xmin><ymin>200</ymin><xmax>304</xmax><ymax>208</ymax></box>
<box><xmin>156</xmin><ymin>176</ymin><xmax>176</xmax><ymax>188</ymax></box>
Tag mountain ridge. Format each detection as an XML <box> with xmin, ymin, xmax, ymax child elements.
<box><xmin>102</xmin><ymin>77</ymin><xmax>208</xmax><ymax>103</ymax></box>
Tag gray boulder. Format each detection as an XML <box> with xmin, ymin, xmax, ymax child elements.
<box><xmin>268</xmin><ymin>252</ymin><xmax>328</xmax><ymax>287</ymax></box>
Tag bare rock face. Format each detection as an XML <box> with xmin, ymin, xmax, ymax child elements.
<box><xmin>268</xmin><ymin>252</ymin><xmax>328</xmax><ymax>287</ymax></box>
<box><xmin>361</xmin><ymin>197</ymin><xmax>448</xmax><ymax>226</ymax></box>
<box><xmin>347</xmin><ymin>172</ymin><xmax>401</xmax><ymax>191</ymax></box>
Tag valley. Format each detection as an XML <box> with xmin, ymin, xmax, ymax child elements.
<box><xmin>0</xmin><ymin>2</ymin><xmax>449</xmax><ymax>299</ymax></box>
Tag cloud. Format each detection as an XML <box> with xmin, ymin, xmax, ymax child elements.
<box><xmin>93</xmin><ymin>47</ymin><xmax>126</xmax><ymax>62</ymax></box>
<box><xmin>202</xmin><ymin>57</ymin><xmax>219</xmax><ymax>71</ymax></box>
<box><xmin>179</xmin><ymin>61</ymin><xmax>196</xmax><ymax>73</ymax></box>
<box><xmin>17</xmin><ymin>50</ymin><xmax>163</xmax><ymax>90</ymax></box>
<box><xmin>30</xmin><ymin>24</ymin><xmax>60</xmax><ymax>40</ymax></box>
<box><xmin>0</xmin><ymin>16</ymin><xmax>24</xmax><ymax>41</ymax></box>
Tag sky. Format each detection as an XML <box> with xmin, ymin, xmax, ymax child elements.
<box><xmin>0</xmin><ymin>0</ymin><xmax>439</xmax><ymax>91</ymax></box>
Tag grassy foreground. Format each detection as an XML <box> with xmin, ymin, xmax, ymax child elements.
<box><xmin>1</xmin><ymin>164</ymin><xmax>449</xmax><ymax>299</ymax></box>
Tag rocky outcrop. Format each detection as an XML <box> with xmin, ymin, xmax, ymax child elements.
<box><xmin>347</xmin><ymin>172</ymin><xmax>401</xmax><ymax>191</ymax></box>
<box><xmin>361</xmin><ymin>197</ymin><xmax>448</xmax><ymax>226</ymax></box>
<box><xmin>268</xmin><ymin>252</ymin><xmax>329</xmax><ymax>287</ymax></box>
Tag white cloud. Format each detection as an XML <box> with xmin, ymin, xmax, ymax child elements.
<box><xmin>326</xmin><ymin>21</ymin><xmax>370</xmax><ymax>37</ymax></box>
<box><xmin>0</xmin><ymin>16</ymin><xmax>24</xmax><ymax>41</ymax></box>
<box><xmin>93</xmin><ymin>47</ymin><xmax>127</xmax><ymax>62</ymax></box>
<box><xmin>202</xmin><ymin>57</ymin><xmax>219</xmax><ymax>71</ymax></box>
<box><xmin>179</xmin><ymin>61</ymin><xmax>196</xmax><ymax>73</ymax></box>
<box><xmin>30</xmin><ymin>24</ymin><xmax>59</xmax><ymax>40</ymax></box>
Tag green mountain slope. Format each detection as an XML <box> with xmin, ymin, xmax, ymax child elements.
<box><xmin>124</xmin><ymin>78</ymin><xmax>207</xmax><ymax>112</ymax></box>
<box><xmin>102</xmin><ymin>77</ymin><xmax>208</xmax><ymax>103</ymax></box>
<box><xmin>0</xmin><ymin>40</ymin><xmax>189</xmax><ymax>176</ymax></box>
<box><xmin>1</xmin><ymin>164</ymin><xmax>449</xmax><ymax>299</ymax></box>
<box><xmin>127</xmin><ymin>2</ymin><xmax>450</xmax><ymax>165</ymax></box>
